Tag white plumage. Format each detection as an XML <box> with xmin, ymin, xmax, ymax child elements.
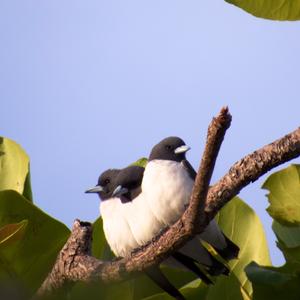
<box><xmin>122</xmin><ymin>193</ymin><xmax>165</xmax><ymax>245</ymax></box>
<box><xmin>142</xmin><ymin>159</ymin><xmax>227</xmax><ymax>251</ymax></box>
<box><xmin>142</xmin><ymin>160</ymin><xmax>194</xmax><ymax>226</ymax></box>
<box><xmin>100</xmin><ymin>187</ymin><xmax>216</xmax><ymax>269</ymax></box>
<box><xmin>100</xmin><ymin>197</ymin><xmax>139</xmax><ymax>257</ymax></box>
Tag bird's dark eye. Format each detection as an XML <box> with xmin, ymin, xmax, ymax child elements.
<box><xmin>104</xmin><ymin>178</ymin><xmax>110</xmax><ymax>184</ymax></box>
<box><xmin>165</xmin><ymin>145</ymin><xmax>172</xmax><ymax>150</ymax></box>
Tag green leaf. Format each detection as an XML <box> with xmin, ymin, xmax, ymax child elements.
<box><xmin>262</xmin><ymin>164</ymin><xmax>300</xmax><ymax>267</ymax></box>
<box><xmin>277</xmin><ymin>241</ymin><xmax>300</xmax><ymax>268</ymax></box>
<box><xmin>246</xmin><ymin>262</ymin><xmax>291</xmax><ymax>286</ymax></box>
<box><xmin>246</xmin><ymin>262</ymin><xmax>300</xmax><ymax>300</ymax></box>
<box><xmin>0</xmin><ymin>220</ymin><xmax>28</xmax><ymax>248</ymax></box>
<box><xmin>130</xmin><ymin>157</ymin><xmax>148</xmax><ymax>168</ymax></box>
<box><xmin>70</xmin><ymin>280</ymin><xmax>135</xmax><ymax>300</ymax></box>
<box><xmin>92</xmin><ymin>217</ymin><xmax>114</xmax><ymax>260</ymax></box>
<box><xmin>206</xmin><ymin>197</ymin><xmax>271</xmax><ymax>299</ymax></box>
<box><xmin>22</xmin><ymin>169</ymin><xmax>33</xmax><ymax>202</ymax></box>
<box><xmin>272</xmin><ymin>221</ymin><xmax>300</xmax><ymax>248</ymax></box>
<box><xmin>262</xmin><ymin>164</ymin><xmax>300</xmax><ymax>226</ymax></box>
<box><xmin>143</xmin><ymin>279</ymin><xmax>210</xmax><ymax>300</ymax></box>
<box><xmin>132</xmin><ymin>268</ymin><xmax>198</xmax><ymax>300</ymax></box>
<box><xmin>272</xmin><ymin>221</ymin><xmax>300</xmax><ymax>268</ymax></box>
<box><xmin>263</xmin><ymin>164</ymin><xmax>300</xmax><ymax>266</ymax></box>
<box><xmin>0</xmin><ymin>137</ymin><xmax>33</xmax><ymax>202</ymax></box>
<box><xmin>225</xmin><ymin>0</ymin><xmax>300</xmax><ymax>21</ymax></box>
<box><xmin>246</xmin><ymin>164</ymin><xmax>300</xmax><ymax>299</ymax></box>
<box><xmin>0</xmin><ymin>190</ymin><xmax>70</xmax><ymax>294</ymax></box>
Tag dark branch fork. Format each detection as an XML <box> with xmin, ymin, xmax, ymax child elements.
<box><xmin>36</xmin><ymin>107</ymin><xmax>300</xmax><ymax>297</ymax></box>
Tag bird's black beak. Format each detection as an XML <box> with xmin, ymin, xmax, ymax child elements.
<box><xmin>112</xmin><ymin>185</ymin><xmax>129</xmax><ymax>197</ymax></box>
<box><xmin>85</xmin><ymin>185</ymin><xmax>104</xmax><ymax>194</ymax></box>
<box><xmin>174</xmin><ymin>145</ymin><xmax>191</xmax><ymax>154</ymax></box>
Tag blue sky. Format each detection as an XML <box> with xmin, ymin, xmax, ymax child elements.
<box><xmin>1</xmin><ymin>0</ymin><xmax>300</xmax><ymax>266</ymax></box>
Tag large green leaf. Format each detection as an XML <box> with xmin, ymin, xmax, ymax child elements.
<box><xmin>246</xmin><ymin>262</ymin><xmax>300</xmax><ymax>300</ymax></box>
<box><xmin>263</xmin><ymin>165</ymin><xmax>300</xmax><ymax>264</ymax></box>
<box><xmin>263</xmin><ymin>164</ymin><xmax>300</xmax><ymax>268</ymax></box>
<box><xmin>0</xmin><ymin>190</ymin><xmax>70</xmax><ymax>294</ymax></box>
<box><xmin>200</xmin><ymin>197</ymin><xmax>270</xmax><ymax>300</ymax></box>
<box><xmin>0</xmin><ymin>137</ymin><xmax>33</xmax><ymax>202</ymax></box>
<box><xmin>272</xmin><ymin>221</ymin><xmax>300</xmax><ymax>269</ymax></box>
<box><xmin>246</xmin><ymin>164</ymin><xmax>300</xmax><ymax>299</ymax></box>
<box><xmin>225</xmin><ymin>0</ymin><xmax>300</xmax><ymax>21</ymax></box>
<box><xmin>140</xmin><ymin>197</ymin><xmax>271</xmax><ymax>300</ymax></box>
<box><xmin>246</xmin><ymin>234</ymin><xmax>300</xmax><ymax>299</ymax></box>
<box><xmin>273</xmin><ymin>222</ymin><xmax>300</xmax><ymax>268</ymax></box>
<box><xmin>262</xmin><ymin>164</ymin><xmax>300</xmax><ymax>226</ymax></box>
<box><xmin>69</xmin><ymin>280</ymin><xmax>135</xmax><ymax>300</ymax></box>
<box><xmin>272</xmin><ymin>221</ymin><xmax>300</xmax><ymax>248</ymax></box>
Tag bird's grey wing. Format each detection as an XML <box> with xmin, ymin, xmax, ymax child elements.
<box><xmin>182</xmin><ymin>159</ymin><xmax>197</xmax><ymax>181</ymax></box>
<box><xmin>199</xmin><ymin>220</ymin><xmax>240</xmax><ymax>261</ymax></box>
<box><xmin>181</xmin><ymin>161</ymin><xmax>240</xmax><ymax>262</ymax></box>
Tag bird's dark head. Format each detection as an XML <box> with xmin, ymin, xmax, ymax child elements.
<box><xmin>149</xmin><ymin>136</ymin><xmax>190</xmax><ymax>162</ymax></box>
<box><xmin>85</xmin><ymin>169</ymin><xmax>120</xmax><ymax>201</ymax></box>
<box><xmin>112</xmin><ymin>166</ymin><xmax>144</xmax><ymax>201</ymax></box>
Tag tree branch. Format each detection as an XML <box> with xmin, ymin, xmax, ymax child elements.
<box><xmin>183</xmin><ymin>106</ymin><xmax>231</xmax><ymax>232</ymax></box>
<box><xmin>36</xmin><ymin>109</ymin><xmax>300</xmax><ymax>298</ymax></box>
<box><xmin>205</xmin><ymin>126</ymin><xmax>300</xmax><ymax>220</ymax></box>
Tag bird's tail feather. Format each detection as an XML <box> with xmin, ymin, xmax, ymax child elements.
<box><xmin>205</xmin><ymin>251</ymin><xmax>229</xmax><ymax>276</ymax></box>
<box><xmin>164</xmin><ymin>238</ymin><xmax>229</xmax><ymax>278</ymax></box>
<box><xmin>178</xmin><ymin>238</ymin><xmax>229</xmax><ymax>276</ymax></box>
<box><xmin>199</xmin><ymin>220</ymin><xmax>239</xmax><ymax>262</ymax></box>
<box><xmin>145</xmin><ymin>266</ymin><xmax>186</xmax><ymax>300</ymax></box>
<box><xmin>172</xmin><ymin>252</ymin><xmax>213</xmax><ymax>285</ymax></box>
<box><xmin>213</xmin><ymin>233</ymin><xmax>240</xmax><ymax>261</ymax></box>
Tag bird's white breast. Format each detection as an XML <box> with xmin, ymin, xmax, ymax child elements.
<box><xmin>142</xmin><ymin>160</ymin><xmax>194</xmax><ymax>226</ymax></box>
<box><xmin>100</xmin><ymin>198</ymin><xmax>139</xmax><ymax>257</ymax></box>
<box><xmin>122</xmin><ymin>193</ymin><xmax>165</xmax><ymax>246</ymax></box>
